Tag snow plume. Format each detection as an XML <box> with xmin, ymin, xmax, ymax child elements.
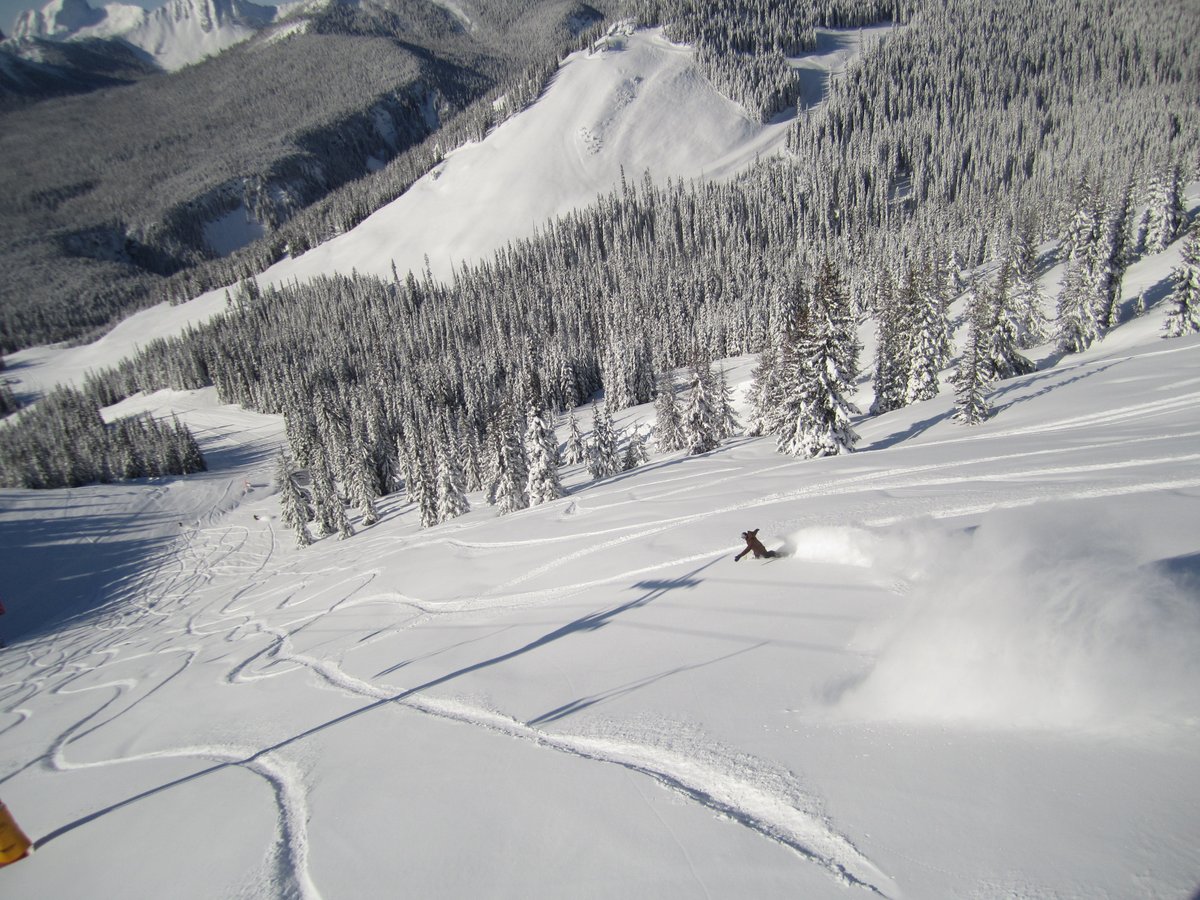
<box><xmin>828</xmin><ymin>509</ymin><xmax>1200</xmax><ymax>735</ymax></box>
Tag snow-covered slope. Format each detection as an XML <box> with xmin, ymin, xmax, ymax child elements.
<box><xmin>255</xmin><ymin>25</ymin><xmax>792</xmax><ymax>286</ymax></box>
<box><xmin>1</xmin><ymin>241</ymin><xmax>1199</xmax><ymax>898</ymax></box>
<box><xmin>1</xmin><ymin>21</ymin><xmax>1198</xmax><ymax>896</ymax></box>
<box><xmin>5</xmin><ymin>24</ymin><xmax>805</xmax><ymax>397</ymax></box>
<box><xmin>9</xmin><ymin>0</ymin><xmax>285</xmax><ymax>70</ymax></box>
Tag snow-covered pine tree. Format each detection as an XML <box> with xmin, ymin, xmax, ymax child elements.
<box><xmin>310</xmin><ymin>447</ymin><xmax>354</xmax><ymax>539</ymax></box>
<box><xmin>563</xmin><ymin>412</ymin><xmax>587</xmax><ymax>465</ymax></box>
<box><xmin>587</xmin><ymin>401</ymin><xmax>622</xmax><ymax>479</ymax></box>
<box><xmin>495</xmin><ymin>403</ymin><xmax>530</xmax><ymax>514</ymax></box>
<box><xmin>1164</xmin><ymin>225</ymin><xmax>1200</xmax><ymax>338</ymax></box>
<box><xmin>954</xmin><ymin>290</ymin><xmax>995</xmax><ymax>425</ymax></box>
<box><xmin>745</xmin><ymin>324</ymin><xmax>784</xmax><ymax>437</ymax></box>
<box><xmin>792</xmin><ymin>302</ymin><xmax>860</xmax><ymax>458</ymax></box>
<box><xmin>275</xmin><ymin>452</ymin><xmax>313</xmax><ymax>547</ymax></box>
<box><xmin>651</xmin><ymin>372</ymin><xmax>685</xmax><ymax>451</ymax></box>
<box><xmin>434</xmin><ymin>423</ymin><xmax>471</xmax><ymax>522</ymax></box>
<box><xmin>524</xmin><ymin>404</ymin><xmax>564</xmax><ymax>505</ymax></box>
<box><xmin>714</xmin><ymin>366</ymin><xmax>741</xmax><ymax>439</ymax></box>
<box><xmin>813</xmin><ymin>255</ymin><xmax>861</xmax><ymax>387</ymax></box>
<box><xmin>621</xmin><ymin>426</ymin><xmax>649</xmax><ymax>471</ymax></box>
<box><xmin>1145</xmin><ymin>161</ymin><xmax>1186</xmax><ymax>253</ymax></box>
<box><xmin>346</xmin><ymin>433</ymin><xmax>380</xmax><ymax>527</ymax></box>
<box><xmin>774</xmin><ymin>312</ymin><xmax>812</xmax><ymax>456</ymax></box>
<box><xmin>401</xmin><ymin>441</ymin><xmax>439</xmax><ymax>528</ymax></box>
<box><xmin>1055</xmin><ymin>254</ymin><xmax>1102</xmax><ymax>354</ymax></box>
<box><xmin>681</xmin><ymin>363</ymin><xmax>719</xmax><ymax>455</ymax></box>
<box><xmin>1093</xmin><ymin>187</ymin><xmax>1133</xmax><ymax>331</ymax></box>
<box><xmin>903</xmin><ymin>260</ymin><xmax>952</xmax><ymax>404</ymax></box>
<box><xmin>870</xmin><ymin>267</ymin><xmax>910</xmax><ymax>415</ymax></box>
<box><xmin>1005</xmin><ymin>210</ymin><xmax>1048</xmax><ymax>346</ymax></box>
<box><xmin>983</xmin><ymin>263</ymin><xmax>1035</xmax><ymax>380</ymax></box>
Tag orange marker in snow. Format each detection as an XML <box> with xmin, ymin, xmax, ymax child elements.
<box><xmin>0</xmin><ymin>801</ymin><xmax>32</xmax><ymax>866</ymax></box>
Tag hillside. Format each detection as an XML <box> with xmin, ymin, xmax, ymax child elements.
<box><xmin>0</xmin><ymin>236</ymin><xmax>1198</xmax><ymax>897</ymax></box>
<box><xmin>0</xmin><ymin>0</ymin><xmax>614</xmax><ymax>352</ymax></box>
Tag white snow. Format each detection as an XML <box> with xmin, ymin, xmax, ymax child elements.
<box><xmin>1</xmin><ymin>23</ymin><xmax>1199</xmax><ymax>900</ymax></box>
<box><xmin>8</xmin><ymin>0</ymin><xmax>284</xmax><ymax>71</ymax></box>
<box><xmin>247</xmin><ymin>27</ymin><xmax>793</xmax><ymax>287</ymax></box>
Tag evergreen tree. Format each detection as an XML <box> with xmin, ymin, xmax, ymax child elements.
<box><xmin>745</xmin><ymin>333</ymin><xmax>780</xmax><ymax>437</ymax></box>
<box><xmin>1146</xmin><ymin>162</ymin><xmax>1186</xmax><ymax>253</ymax></box>
<box><xmin>983</xmin><ymin>264</ymin><xmax>1035</xmax><ymax>380</ymax></box>
<box><xmin>813</xmin><ymin>256</ymin><xmax>861</xmax><ymax>387</ymax></box>
<box><xmin>954</xmin><ymin>293</ymin><xmax>995</xmax><ymax>425</ymax></box>
<box><xmin>346</xmin><ymin>433</ymin><xmax>380</xmax><ymax>527</ymax></box>
<box><xmin>563</xmin><ymin>412</ymin><xmax>587</xmax><ymax>465</ymax></box>
<box><xmin>621</xmin><ymin>426</ymin><xmax>649</xmax><ymax>471</ymax></box>
<box><xmin>774</xmin><ymin>314</ymin><xmax>811</xmax><ymax>456</ymax></box>
<box><xmin>587</xmin><ymin>401</ymin><xmax>621</xmax><ymax>479</ymax></box>
<box><xmin>1005</xmin><ymin>211</ymin><xmax>1048</xmax><ymax>347</ymax></box>
<box><xmin>714</xmin><ymin>366</ymin><xmax>741</xmax><ymax>439</ymax></box>
<box><xmin>904</xmin><ymin>262</ymin><xmax>952</xmax><ymax>404</ymax></box>
<box><xmin>275</xmin><ymin>452</ymin><xmax>313</xmax><ymax>548</ymax></box>
<box><xmin>780</xmin><ymin>306</ymin><xmax>860</xmax><ymax>458</ymax></box>
<box><xmin>1056</xmin><ymin>255</ymin><xmax>1101</xmax><ymax>354</ymax></box>
<box><xmin>651</xmin><ymin>372</ymin><xmax>686</xmax><ymax>451</ymax></box>
<box><xmin>870</xmin><ymin>268</ymin><xmax>909</xmax><ymax>415</ymax></box>
<box><xmin>495</xmin><ymin>404</ymin><xmax>530</xmax><ymax>514</ymax></box>
<box><xmin>524</xmin><ymin>404</ymin><xmax>564</xmax><ymax>505</ymax></box>
<box><xmin>310</xmin><ymin>447</ymin><xmax>353</xmax><ymax>540</ymax></box>
<box><xmin>681</xmin><ymin>364</ymin><xmax>719</xmax><ymax>455</ymax></box>
<box><xmin>434</xmin><ymin>428</ymin><xmax>471</xmax><ymax>523</ymax></box>
<box><xmin>1164</xmin><ymin>226</ymin><xmax>1200</xmax><ymax>338</ymax></box>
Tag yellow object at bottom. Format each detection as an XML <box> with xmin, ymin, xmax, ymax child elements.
<box><xmin>0</xmin><ymin>802</ymin><xmax>31</xmax><ymax>866</ymax></box>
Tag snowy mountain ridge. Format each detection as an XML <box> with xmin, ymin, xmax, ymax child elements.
<box><xmin>8</xmin><ymin>0</ymin><xmax>295</xmax><ymax>70</ymax></box>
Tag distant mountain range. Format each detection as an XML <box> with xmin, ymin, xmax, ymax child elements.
<box><xmin>6</xmin><ymin>0</ymin><xmax>297</xmax><ymax>71</ymax></box>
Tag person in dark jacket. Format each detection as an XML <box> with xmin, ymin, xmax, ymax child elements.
<box><xmin>735</xmin><ymin>529</ymin><xmax>778</xmax><ymax>561</ymax></box>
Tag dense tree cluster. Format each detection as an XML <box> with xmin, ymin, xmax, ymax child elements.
<box><xmin>0</xmin><ymin>387</ymin><xmax>205</xmax><ymax>488</ymax></box>
<box><xmin>630</xmin><ymin>0</ymin><xmax>904</xmax><ymax>120</ymax></box>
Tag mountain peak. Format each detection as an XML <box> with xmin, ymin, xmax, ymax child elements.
<box><xmin>12</xmin><ymin>0</ymin><xmax>107</xmax><ymax>39</ymax></box>
<box><xmin>9</xmin><ymin>0</ymin><xmax>284</xmax><ymax>69</ymax></box>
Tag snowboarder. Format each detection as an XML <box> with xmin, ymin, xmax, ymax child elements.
<box><xmin>735</xmin><ymin>529</ymin><xmax>778</xmax><ymax>561</ymax></box>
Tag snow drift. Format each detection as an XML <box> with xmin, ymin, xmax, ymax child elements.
<box><xmin>828</xmin><ymin>507</ymin><xmax>1200</xmax><ymax>734</ymax></box>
